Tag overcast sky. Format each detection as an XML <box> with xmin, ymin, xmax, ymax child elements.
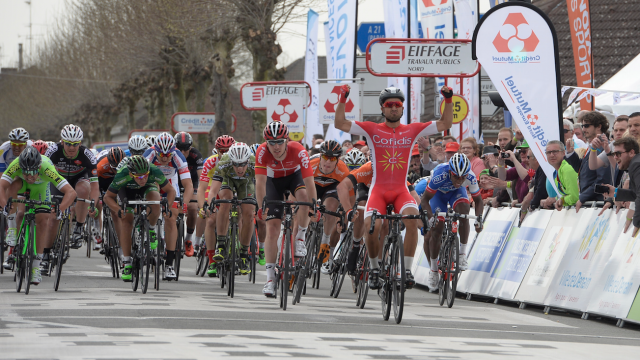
<box><xmin>0</xmin><ymin>0</ymin><xmax>491</xmax><ymax>70</ymax></box>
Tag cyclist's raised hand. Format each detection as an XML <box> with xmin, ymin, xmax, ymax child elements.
<box><xmin>338</xmin><ymin>84</ymin><xmax>351</xmax><ymax>103</ymax></box>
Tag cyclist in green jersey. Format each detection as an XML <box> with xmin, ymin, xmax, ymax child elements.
<box><xmin>0</xmin><ymin>147</ymin><xmax>76</xmax><ymax>285</ymax></box>
<box><xmin>103</xmin><ymin>155</ymin><xmax>177</xmax><ymax>281</ymax></box>
<box><xmin>205</xmin><ymin>143</ymin><xmax>256</xmax><ymax>276</ymax></box>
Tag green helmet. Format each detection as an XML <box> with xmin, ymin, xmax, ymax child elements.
<box><xmin>127</xmin><ymin>155</ymin><xmax>150</xmax><ymax>175</ymax></box>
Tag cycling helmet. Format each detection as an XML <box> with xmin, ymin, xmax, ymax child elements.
<box><xmin>227</xmin><ymin>142</ymin><xmax>251</xmax><ymax>164</ymax></box>
<box><xmin>128</xmin><ymin>135</ymin><xmax>148</xmax><ymax>155</ymax></box>
<box><xmin>116</xmin><ymin>156</ymin><xmax>131</xmax><ymax>171</ymax></box>
<box><xmin>127</xmin><ymin>155</ymin><xmax>150</xmax><ymax>175</ymax></box>
<box><xmin>448</xmin><ymin>153</ymin><xmax>471</xmax><ymax>177</ymax></box>
<box><xmin>60</xmin><ymin>124</ymin><xmax>84</xmax><ymax>142</ymax></box>
<box><xmin>107</xmin><ymin>147</ymin><xmax>125</xmax><ymax>168</ymax></box>
<box><xmin>249</xmin><ymin>143</ymin><xmax>260</xmax><ymax>156</ymax></box>
<box><xmin>215</xmin><ymin>135</ymin><xmax>235</xmax><ymax>150</ymax></box>
<box><xmin>343</xmin><ymin>148</ymin><xmax>367</xmax><ymax>168</ymax></box>
<box><xmin>19</xmin><ymin>146</ymin><xmax>42</xmax><ymax>174</ymax></box>
<box><xmin>32</xmin><ymin>140</ymin><xmax>48</xmax><ymax>155</ymax></box>
<box><xmin>155</xmin><ymin>132</ymin><xmax>175</xmax><ymax>154</ymax></box>
<box><xmin>211</xmin><ymin>148</ymin><xmax>218</xmax><ymax>156</ymax></box>
<box><xmin>263</xmin><ymin>121</ymin><xmax>289</xmax><ymax>140</ymax></box>
<box><xmin>146</xmin><ymin>135</ymin><xmax>157</xmax><ymax>148</ymax></box>
<box><xmin>46</xmin><ymin>141</ymin><xmax>56</xmax><ymax>148</ymax></box>
<box><xmin>174</xmin><ymin>132</ymin><xmax>193</xmax><ymax>151</ymax></box>
<box><xmin>379</xmin><ymin>87</ymin><xmax>405</xmax><ymax>106</ymax></box>
<box><xmin>319</xmin><ymin>140</ymin><xmax>342</xmax><ymax>157</ymax></box>
<box><xmin>90</xmin><ymin>149</ymin><xmax>99</xmax><ymax>157</ymax></box>
<box><xmin>8</xmin><ymin>128</ymin><xmax>29</xmax><ymax>142</ymax></box>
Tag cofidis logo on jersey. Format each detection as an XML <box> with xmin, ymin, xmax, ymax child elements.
<box><xmin>492</xmin><ymin>13</ymin><xmax>541</xmax><ymax>64</ymax></box>
<box><xmin>500</xmin><ymin>75</ymin><xmax>548</xmax><ymax>146</ymax></box>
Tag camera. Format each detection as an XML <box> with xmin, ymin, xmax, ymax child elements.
<box><xmin>500</xmin><ymin>152</ymin><xmax>510</xmax><ymax>159</ymax></box>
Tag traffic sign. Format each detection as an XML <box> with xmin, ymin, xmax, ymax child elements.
<box><xmin>357</xmin><ymin>22</ymin><xmax>424</xmax><ymax>53</ymax></box>
<box><xmin>440</xmin><ymin>94</ymin><xmax>469</xmax><ymax>124</ymax></box>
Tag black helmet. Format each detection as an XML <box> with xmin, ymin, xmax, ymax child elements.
<box><xmin>379</xmin><ymin>87</ymin><xmax>405</xmax><ymax>106</ymax></box>
<box><xmin>319</xmin><ymin>140</ymin><xmax>342</xmax><ymax>157</ymax></box>
<box><xmin>107</xmin><ymin>147</ymin><xmax>125</xmax><ymax>168</ymax></box>
<box><xmin>174</xmin><ymin>132</ymin><xmax>193</xmax><ymax>151</ymax></box>
<box><xmin>19</xmin><ymin>146</ymin><xmax>42</xmax><ymax>174</ymax></box>
<box><xmin>127</xmin><ymin>155</ymin><xmax>150</xmax><ymax>175</ymax></box>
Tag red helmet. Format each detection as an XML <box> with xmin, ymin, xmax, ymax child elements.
<box><xmin>32</xmin><ymin>140</ymin><xmax>48</xmax><ymax>155</ymax></box>
<box><xmin>263</xmin><ymin>121</ymin><xmax>289</xmax><ymax>140</ymax></box>
<box><xmin>215</xmin><ymin>135</ymin><xmax>235</xmax><ymax>151</ymax></box>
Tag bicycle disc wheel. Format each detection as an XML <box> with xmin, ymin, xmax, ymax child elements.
<box><xmin>391</xmin><ymin>239</ymin><xmax>405</xmax><ymax>324</ymax></box>
<box><xmin>447</xmin><ymin>235</ymin><xmax>460</xmax><ymax>308</ymax></box>
<box><xmin>380</xmin><ymin>243</ymin><xmax>392</xmax><ymax>321</ymax></box>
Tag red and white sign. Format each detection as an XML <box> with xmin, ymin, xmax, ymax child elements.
<box><xmin>365</xmin><ymin>38</ymin><xmax>480</xmax><ymax>77</ymax></box>
<box><xmin>240</xmin><ymin>81</ymin><xmax>312</xmax><ymax>111</ymax></box>
<box><xmin>318</xmin><ymin>82</ymin><xmax>360</xmax><ymax>124</ymax></box>
<box><xmin>266</xmin><ymin>86</ymin><xmax>305</xmax><ymax>133</ymax></box>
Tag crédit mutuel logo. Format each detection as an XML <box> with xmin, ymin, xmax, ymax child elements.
<box><xmin>492</xmin><ymin>13</ymin><xmax>540</xmax><ymax>64</ymax></box>
<box><xmin>501</xmin><ymin>75</ymin><xmax>548</xmax><ymax>146</ymax></box>
<box><xmin>421</xmin><ymin>0</ymin><xmax>452</xmax><ymax>16</ymax></box>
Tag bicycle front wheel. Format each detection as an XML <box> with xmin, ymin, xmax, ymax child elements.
<box><xmin>281</xmin><ymin>228</ymin><xmax>291</xmax><ymax>311</ymax></box>
<box><xmin>379</xmin><ymin>242</ymin><xmax>392</xmax><ymax>321</ymax></box>
<box><xmin>357</xmin><ymin>254</ymin><xmax>369</xmax><ymax>309</ymax></box>
<box><xmin>25</xmin><ymin>224</ymin><xmax>36</xmax><ymax>295</ymax></box>
<box><xmin>54</xmin><ymin>219</ymin><xmax>69</xmax><ymax>291</ymax></box>
<box><xmin>228</xmin><ymin>225</ymin><xmax>237</xmax><ymax>298</ymax></box>
<box><xmin>447</xmin><ymin>234</ymin><xmax>460</xmax><ymax>308</ymax></box>
<box><xmin>391</xmin><ymin>238</ymin><xmax>405</xmax><ymax>324</ymax></box>
<box><xmin>175</xmin><ymin>216</ymin><xmax>184</xmax><ymax>281</ymax></box>
<box><xmin>140</xmin><ymin>221</ymin><xmax>151</xmax><ymax>294</ymax></box>
<box><xmin>438</xmin><ymin>240</ymin><xmax>450</xmax><ymax>307</ymax></box>
<box><xmin>86</xmin><ymin>220</ymin><xmax>92</xmax><ymax>258</ymax></box>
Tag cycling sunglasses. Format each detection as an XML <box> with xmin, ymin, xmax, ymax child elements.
<box><xmin>217</xmin><ymin>147</ymin><xmax>230</xmax><ymax>154</ymax></box>
<box><xmin>63</xmin><ymin>140</ymin><xmax>81</xmax><ymax>147</ymax></box>
<box><xmin>10</xmin><ymin>141</ymin><xmax>26</xmax><ymax>147</ymax></box>
<box><xmin>232</xmin><ymin>161</ymin><xmax>248</xmax><ymax>167</ymax></box>
<box><xmin>23</xmin><ymin>169</ymin><xmax>39</xmax><ymax>176</ymax></box>
<box><xmin>158</xmin><ymin>151</ymin><xmax>173</xmax><ymax>158</ymax></box>
<box><xmin>383</xmin><ymin>101</ymin><xmax>403</xmax><ymax>108</ymax></box>
<box><xmin>321</xmin><ymin>154</ymin><xmax>338</xmax><ymax>162</ymax></box>
<box><xmin>347</xmin><ymin>164</ymin><xmax>360</xmax><ymax>171</ymax></box>
<box><xmin>267</xmin><ymin>139</ymin><xmax>286</xmax><ymax>146</ymax></box>
<box><xmin>132</xmin><ymin>171</ymin><xmax>149</xmax><ymax>180</ymax></box>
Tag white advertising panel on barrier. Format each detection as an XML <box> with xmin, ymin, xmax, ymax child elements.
<box><xmin>457</xmin><ymin>207</ymin><xmax>518</xmax><ymax>295</ymax></box>
<box><xmin>544</xmin><ymin>209</ymin><xmax>622</xmax><ymax>312</ymax></box>
<box><xmin>486</xmin><ymin>209</ymin><xmax>552</xmax><ymax>300</ymax></box>
<box><xmin>515</xmin><ymin>209</ymin><xmax>585</xmax><ymax>304</ymax></box>
<box><xmin>318</xmin><ymin>83</ymin><xmax>360</xmax><ymax>124</ymax></box>
<box><xmin>266</xmin><ymin>86</ymin><xmax>305</xmax><ymax>133</ymax></box>
<box><xmin>586</xmin><ymin>210</ymin><xmax>640</xmax><ymax>319</ymax></box>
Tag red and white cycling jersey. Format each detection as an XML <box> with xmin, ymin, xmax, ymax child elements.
<box><xmin>255</xmin><ymin>141</ymin><xmax>313</xmax><ymax>179</ymax></box>
<box><xmin>349</xmin><ymin>121</ymin><xmax>438</xmax><ymax>216</ymax></box>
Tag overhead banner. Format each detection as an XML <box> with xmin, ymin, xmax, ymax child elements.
<box><xmin>544</xmin><ymin>209</ymin><xmax>622</xmax><ymax>312</ymax></box>
<box><xmin>383</xmin><ymin>0</ymin><xmax>408</xmax><ymax>124</ymax></box>
<box><xmin>266</xmin><ymin>85</ymin><xmax>305</xmax><ymax>133</ymax></box>
<box><xmin>319</xmin><ymin>82</ymin><xmax>360</xmax><ymax>124</ymax></box>
<box><xmin>304</xmin><ymin>10</ymin><xmax>323</xmax><ymax>147</ymax></box>
<box><xmin>326</xmin><ymin>0</ymin><xmax>356</xmax><ymax>80</ymax></box>
<box><xmin>473</xmin><ymin>2</ymin><xmax>563</xmax><ymax>194</ymax></box>
<box><xmin>240</xmin><ymin>82</ymin><xmax>311</xmax><ymax>111</ymax></box>
<box><xmin>566</xmin><ymin>0</ymin><xmax>594</xmax><ymax>111</ymax></box>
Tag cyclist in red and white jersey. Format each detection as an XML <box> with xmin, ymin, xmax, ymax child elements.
<box><xmin>255</xmin><ymin>122</ymin><xmax>317</xmax><ymax>297</ymax></box>
<box><xmin>334</xmin><ymin>84</ymin><xmax>453</xmax><ymax>289</ymax></box>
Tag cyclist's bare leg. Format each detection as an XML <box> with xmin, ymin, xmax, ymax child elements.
<box><xmin>240</xmin><ymin>204</ymin><xmax>255</xmax><ymax>248</ymax></box>
<box><xmin>195</xmin><ymin>211</ymin><xmax>205</xmax><ymax>242</ymax></box>
<box><xmin>74</xmin><ymin>180</ymin><xmax>91</xmax><ymax>224</ymax></box>
<box><xmin>205</xmin><ymin>214</ymin><xmax>216</xmax><ymax>257</ymax></box>
<box><xmin>257</xmin><ymin>218</ymin><xmax>266</xmax><ymax>248</ymax></box>
<box><xmin>454</xmin><ymin>202</ymin><xmax>471</xmax><ymax>246</ymax></box>
<box><xmin>322</xmin><ymin>197</ymin><xmax>339</xmax><ymax>236</ymax></box>
<box><xmin>97</xmin><ymin>201</ymin><xmax>103</xmax><ymax>232</ymax></box>
<box><xmin>293</xmin><ymin>188</ymin><xmax>311</xmax><ymax>239</ymax></box>
<box><xmin>146</xmin><ymin>191</ymin><xmax>162</xmax><ymax>225</ymax></box>
<box><xmin>35</xmin><ymin>213</ymin><xmax>50</xmax><ymax>253</ymax></box>
<box><xmin>429</xmin><ymin>220</ymin><xmax>445</xmax><ymax>262</ymax></box>
<box><xmin>353</xmin><ymin>201</ymin><xmax>366</xmax><ymax>240</ymax></box>
<box><xmin>364</xmin><ymin>216</ymin><xmax>384</xmax><ymax>268</ymax></box>
<box><xmin>186</xmin><ymin>201</ymin><xmax>198</xmax><ymax>244</ymax></box>
<box><xmin>164</xmin><ymin>207</ymin><xmax>179</xmax><ymax>251</ymax></box>
<box><xmin>264</xmin><ymin>217</ymin><xmax>283</xmax><ymax>283</ymax></box>
<box><xmin>400</xmin><ymin>206</ymin><xmax>420</xmax><ymax>257</ymax></box>
<box><xmin>119</xmin><ymin>213</ymin><xmax>135</xmax><ymax>257</ymax></box>
<box><xmin>422</xmin><ymin>230</ymin><xmax>431</xmax><ymax>260</ymax></box>
<box><xmin>216</xmin><ymin>189</ymin><xmax>233</xmax><ymax>238</ymax></box>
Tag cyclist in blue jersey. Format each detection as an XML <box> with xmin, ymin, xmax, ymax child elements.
<box><xmin>420</xmin><ymin>153</ymin><xmax>484</xmax><ymax>292</ymax></box>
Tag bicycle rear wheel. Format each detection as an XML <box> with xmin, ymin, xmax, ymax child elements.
<box><xmin>54</xmin><ymin>219</ymin><xmax>69</xmax><ymax>291</ymax></box>
<box><xmin>312</xmin><ymin>230</ymin><xmax>322</xmax><ymax>289</ymax></box>
<box><xmin>379</xmin><ymin>242</ymin><xmax>392</xmax><ymax>321</ymax></box>
<box><xmin>391</xmin><ymin>238</ymin><xmax>405</xmax><ymax>324</ymax></box>
<box><xmin>15</xmin><ymin>253</ymin><xmax>24</xmax><ymax>293</ymax></box>
<box><xmin>0</xmin><ymin>215</ymin><xmax>5</xmax><ymax>275</ymax></box>
<box><xmin>447</xmin><ymin>234</ymin><xmax>460</xmax><ymax>308</ymax></box>
<box><xmin>175</xmin><ymin>216</ymin><xmax>184</xmax><ymax>281</ymax></box>
<box><xmin>199</xmin><ymin>249</ymin><xmax>208</xmax><ymax>277</ymax></box>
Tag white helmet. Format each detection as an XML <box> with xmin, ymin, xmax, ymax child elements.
<box><xmin>129</xmin><ymin>135</ymin><xmax>148</xmax><ymax>154</ymax></box>
<box><xmin>146</xmin><ymin>135</ymin><xmax>157</xmax><ymax>148</ymax></box>
<box><xmin>343</xmin><ymin>149</ymin><xmax>367</xmax><ymax>168</ymax></box>
<box><xmin>249</xmin><ymin>143</ymin><xmax>260</xmax><ymax>156</ymax></box>
<box><xmin>155</xmin><ymin>132</ymin><xmax>175</xmax><ymax>154</ymax></box>
<box><xmin>227</xmin><ymin>142</ymin><xmax>251</xmax><ymax>164</ymax></box>
<box><xmin>8</xmin><ymin>128</ymin><xmax>29</xmax><ymax>141</ymax></box>
<box><xmin>46</xmin><ymin>141</ymin><xmax>56</xmax><ymax>148</ymax></box>
<box><xmin>211</xmin><ymin>148</ymin><xmax>218</xmax><ymax>156</ymax></box>
<box><xmin>449</xmin><ymin>153</ymin><xmax>471</xmax><ymax>177</ymax></box>
<box><xmin>61</xmin><ymin>124</ymin><xmax>84</xmax><ymax>142</ymax></box>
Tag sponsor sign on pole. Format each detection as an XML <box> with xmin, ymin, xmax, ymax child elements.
<box><xmin>419</xmin><ymin>0</ymin><xmax>453</xmax><ymax>39</ymax></box>
<box><xmin>439</xmin><ymin>94</ymin><xmax>468</xmax><ymax>124</ymax></box>
<box><xmin>366</xmin><ymin>39</ymin><xmax>480</xmax><ymax>77</ymax></box>
<box><xmin>318</xmin><ymin>82</ymin><xmax>360</xmax><ymax>124</ymax></box>
<box><xmin>266</xmin><ymin>85</ymin><xmax>305</xmax><ymax>133</ymax></box>
<box><xmin>473</xmin><ymin>2</ymin><xmax>563</xmax><ymax>194</ymax></box>
<box><xmin>326</xmin><ymin>0</ymin><xmax>356</xmax><ymax>79</ymax></box>
<box><xmin>171</xmin><ymin>113</ymin><xmax>215</xmax><ymax>134</ymax></box>
<box><xmin>240</xmin><ymin>81</ymin><xmax>311</xmax><ymax>111</ymax></box>
<box><xmin>566</xmin><ymin>0</ymin><xmax>594</xmax><ymax>111</ymax></box>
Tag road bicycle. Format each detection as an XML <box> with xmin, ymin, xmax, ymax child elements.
<box><xmin>49</xmin><ymin>204</ymin><xmax>71</xmax><ymax>291</ymax></box>
<box><xmin>194</xmin><ymin>237</ymin><xmax>208</xmax><ymax>277</ymax></box>
<box><xmin>174</xmin><ymin>196</ymin><xmax>184</xmax><ymax>281</ymax></box>
<box><xmin>369</xmin><ymin>205</ymin><xmax>427</xmax><ymax>324</ymax></box>
<box><xmin>304</xmin><ymin>214</ymin><xmax>324</xmax><ymax>290</ymax></box>
<box><xmin>210</xmin><ymin>197</ymin><xmax>257</xmax><ymax>298</ymax></box>
<box><xmin>354</xmin><ymin>244</ymin><xmax>369</xmax><ymax>309</ymax></box>
<box><xmin>247</xmin><ymin>222</ymin><xmax>259</xmax><ymax>284</ymax></box>
<box><xmin>264</xmin><ymin>191</ymin><xmax>314</xmax><ymax>310</ymax></box>
<box><xmin>81</xmin><ymin>199</ymin><xmax>96</xmax><ymax>258</ymax></box>
<box><xmin>100</xmin><ymin>195</ymin><xmax>121</xmax><ymax>279</ymax></box>
<box><xmin>0</xmin><ymin>211</ymin><xmax>6</xmax><ymax>275</ymax></box>
<box><xmin>436</xmin><ymin>209</ymin><xmax>477</xmax><ymax>308</ymax></box>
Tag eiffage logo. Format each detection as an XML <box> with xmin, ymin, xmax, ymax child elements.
<box><xmin>493</xmin><ymin>13</ymin><xmax>539</xmax><ymax>53</ymax></box>
<box><xmin>386</xmin><ymin>46</ymin><xmax>405</xmax><ymax>65</ymax></box>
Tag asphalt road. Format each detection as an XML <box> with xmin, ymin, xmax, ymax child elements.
<box><xmin>2</xmin><ymin>246</ymin><xmax>640</xmax><ymax>359</ymax></box>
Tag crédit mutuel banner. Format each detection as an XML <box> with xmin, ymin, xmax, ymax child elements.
<box><xmin>473</xmin><ymin>2</ymin><xmax>563</xmax><ymax>193</ymax></box>
<box><xmin>567</xmin><ymin>0</ymin><xmax>594</xmax><ymax>111</ymax></box>
<box><xmin>266</xmin><ymin>85</ymin><xmax>305</xmax><ymax>133</ymax></box>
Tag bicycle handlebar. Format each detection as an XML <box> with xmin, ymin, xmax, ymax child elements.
<box><xmin>211</xmin><ymin>198</ymin><xmax>258</xmax><ymax>208</ymax></box>
<box><xmin>368</xmin><ymin>209</ymin><xmax>425</xmax><ymax>234</ymax></box>
<box><xmin>437</xmin><ymin>211</ymin><xmax>478</xmax><ymax>221</ymax></box>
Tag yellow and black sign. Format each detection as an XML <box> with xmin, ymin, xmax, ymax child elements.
<box><xmin>440</xmin><ymin>94</ymin><xmax>469</xmax><ymax>124</ymax></box>
<box><xmin>289</xmin><ymin>132</ymin><xmax>304</xmax><ymax>142</ymax></box>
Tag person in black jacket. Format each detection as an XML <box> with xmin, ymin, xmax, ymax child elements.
<box><xmin>606</xmin><ymin>137</ymin><xmax>640</xmax><ymax>235</ymax></box>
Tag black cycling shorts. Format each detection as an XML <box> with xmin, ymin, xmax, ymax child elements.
<box><xmin>265</xmin><ymin>170</ymin><xmax>306</xmax><ymax>221</ymax></box>
<box><xmin>315</xmin><ymin>183</ymin><xmax>339</xmax><ymax>202</ymax></box>
<box><xmin>51</xmin><ymin>173</ymin><xmax>90</xmax><ymax>197</ymax></box>
<box><xmin>357</xmin><ymin>183</ymin><xmax>370</xmax><ymax>203</ymax></box>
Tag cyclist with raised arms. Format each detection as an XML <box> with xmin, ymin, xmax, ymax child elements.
<box><xmin>143</xmin><ymin>132</ymin><xmax>193</xmax><ymax>280</ymax></box>
<box><xmin>174</xmin><ymin>132</ymin><xmax>204</xmax><ymax>257</ymax></box>
<box><xmin>44</xmin><ymin>124</ymin><xmax>99</xmax><ymax>249</ymax></box>
<box><xmin>196</xmin><ymin>135</ymin><xmax>234</xmax><ymax>276</ymax></box>
<box><xmin>205</xmin><ymin>142</ymin><xmax>255</xmax><ymax>275</ymax></box>
<box><xmin>104</xmin><ymin>155</ymin><xmax>176</xmax><ymax>281</ymax></box>
<box><xmin>308</xmin><ymin>140</ymin><xmax>350</xmax><ymax>273</ymax></box>
<box><xmin>334</xmin><ymin>85</ymin><xmax>454</xmax><ymax>290</ymax></box>
<box><xmin>420</xmin><ymin>153</ymin><xmax>484</xmax><ymax>291</ymax></box>
<box><xmin>0</xmin><ymin>147</ymin><xmax>76</xmax><ymax>285</ymax></box>
<box><xmin>255</xmin><ymin>122</ymin><xmax>317</xmax><ymax>297</ymax></box>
